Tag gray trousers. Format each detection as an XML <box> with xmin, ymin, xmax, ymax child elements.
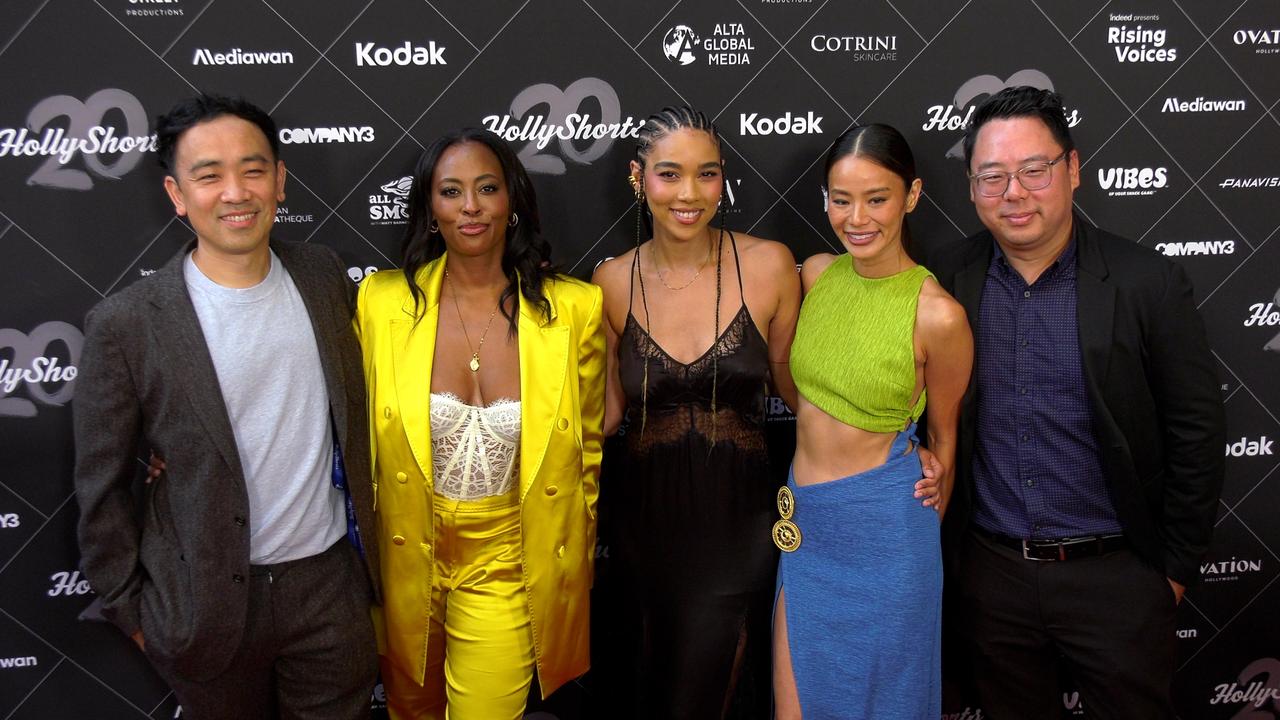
<box><xmin>148</xmin><ymin>539</ymin><xmax>377</xmax><ymax>720</ymax></box>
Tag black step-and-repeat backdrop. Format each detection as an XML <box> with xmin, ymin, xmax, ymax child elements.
<box><xmin>2</xmin><ymin>1</ymin><xmax>1278</xmax><ymax>718</ymax></box>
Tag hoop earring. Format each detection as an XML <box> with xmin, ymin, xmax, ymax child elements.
<box><xmin>509</xmin><ymin>212</ymin><xmax>519</xmax><ymax>227</ymax></box>
<box><xmin>429</xmin><ymin>219</ymin><xmax>439</xmax><ymax>233</ymax></box>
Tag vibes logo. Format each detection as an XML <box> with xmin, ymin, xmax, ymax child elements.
<box><xmin>1096</xmin><ymin>166</ymin><xmax>1168</xmax><ymax>196</ymax></box>
<box><xmin>0</xmin><ymin>321</ymin><xmax>82</xmax><ymax>418</ymax></box>
<box><xmin>921</xmin><ymin>70</ymin><xmax>1081</xmax><ymax>159</ymax></box>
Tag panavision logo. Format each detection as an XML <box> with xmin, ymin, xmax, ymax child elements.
<box><xmin>1096</xmin><ymin>167</ymin><xmax>1167</xmax><ymax>196</ymax></box>
<box><xmin>1232</xmin><ymin>29</ymin><xmax>1280</xmax><ymax>54</ymax></box>
<box><xmin>808</xmin><ymin>34</ymin><xmax>898</xmax><ymax>62</ymax></box>
<box><xmin>355</xmin><ymin>41</ymin><xmax>446</xmax><ymax>67</ymax></box>
<box><xmin>278</xmin><ymin>126</ymin><xmax>374</xmax><ymax>144</ymax></box>
<box><xmin>192</xmin><ymin>48</ymin><xmax>294</xmax><ymax>65</ymax></box>
<box><xmin>369</xmin><ymin>176</ymin><xmax>412</xmax><ymax>225</ymax></box>
<box><xmin>1201</xmin><ymin>556</ymin><xmax>1263</xmax><ymax>583</ymax></box>
<box><xmin>1107</xmin><ymin>17</ymin><xmax>1177</xmax><ymax>62</ymax></box>
<box><xmin>1219</xmin><ymin>176</ymin><xmax>1280</xmax><ymax>189</ymax></box>
<box><xmin>663</xmin><ymin>23</ymin><xmax>756</xmax><ymax>66</ymax></box>
<box><xmin>1154</xmin><ymin>240</ymin><xmax>1234</xmax><ymax>256</ymax></box>
<box><xmin>1225</xmin><ymin>435</ymin><xmax>1273</xmax><ymax>456</ymax></box>
<box><xmin>1161</xmin><ymin>97</ymin><xmax>1247</xmax><ymax>113</ymax></box>
<box><xmin>739</xmin><ymin>111</ymin><xmax>823</xmax><ymax>136</ymax></box>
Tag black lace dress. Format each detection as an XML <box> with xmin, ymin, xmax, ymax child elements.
<box><xmin>613</xmin><ymin>233</ymin><xmax>777</xmax><ymax>719</ymax></box>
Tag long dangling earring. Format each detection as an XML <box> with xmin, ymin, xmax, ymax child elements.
<box><xmin>632</xmin><ymin>174</ymin><xmax>651</xmax><ymax>437</ymax></box>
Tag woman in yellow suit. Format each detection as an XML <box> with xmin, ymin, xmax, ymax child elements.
<box><xmin>355</xmin><ymin>127</ymin><xmax>604</xmax><ymax>720</ymax></box>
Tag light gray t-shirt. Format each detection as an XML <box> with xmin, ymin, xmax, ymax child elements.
<box><xmin>184</xmin><ymin>251</ymin><xmax>345</xmax><ymax>564</ymax></box>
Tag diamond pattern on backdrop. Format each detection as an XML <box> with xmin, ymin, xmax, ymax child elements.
<box><xmin>1</xmin><ymin>0</ymin><xmax>1278</xmax><ymax>717</ymax></box>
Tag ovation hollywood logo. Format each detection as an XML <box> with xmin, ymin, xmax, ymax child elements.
<box><xmin>1097</xmin><ymin>166</ymin><xmax>1167</xmax><ymax>196</ymax></box>
<box><xmin>1233</xmin><ymin>28</ymin><xmax>1280</xmax><ymax>55</ymax></box>
<box><xmin>193</xmin><ymin>47</ymin><xmax>294</xmax><ymax>65</ymax></box>
<box><xmin>1107</xmin><ymin>14</ymin><xmax>1178</xmax><ymax>62</ymax></box>
<box><xmin>1201</xmin><ymin>556</ymin><xmax>1263</xmax><ymax>583</ymax></box>
<box><xmin>662</xmin><ymin>23</ymin><xmax>757</xmax><ymax>66</ymax></box>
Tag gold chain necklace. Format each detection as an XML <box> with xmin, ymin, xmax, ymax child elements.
<box><xmin>653</xmin><ymin>236</ymin><xmax>713</xmax><ymax>291</ymax></box>
<box><xmin>444</xmin><ymin>268</ymin><xmax>499</xmax><ymax>373</ymax></box>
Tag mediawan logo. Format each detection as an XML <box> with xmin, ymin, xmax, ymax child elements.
<box><xmin>1233</xmin><ymin>29</ymin><xmax>1280</xmax><ymax>55</ymax></box>
<box><xmin>278</xmin><ymin>126</ymin><xmax>375</xmax><ymax>144</ymax></box>
<box><xmin>1161</xmin><ymin>96</ymin><xmax>1247</xmax><ymax>113</ymax></box>
<box><xmin>1096</xmin><ymin>167</ymin><xmax>1167</xmax><ymax>196</ymax></box>
<box><xmin>369</xmin><ymin>176</ymin><xmax>412</xmax><ymax>225</ymax></box>
<box><xmin>192</xmin><ymin>47</ymin><xmax>294</xmax><ymax>65</ymax></box>
<box><xmin>355</xmin><ymin>41</ymin><xmax>446</xmax><ymax>67</ymax></box>
<box><xmin>662</xmin><ymin>22</ymin><xmax>756</xmax><ymax>66</ymax></box>
<box><xmin>1107</xmin><ymin>14</ymin><xmax>1177</xmax><ymax>62</ymax></box>
<box><xmin>1154</xmin><ymin>239</ymin><xmax>1234</xmax><ymax>256</ymax></box>
<box><xmin>126</xmin><ymin>0</ymin><xmax>182</xmax><ymax>17</ymax></box>
<box><xmin>809</xmin><ymin>34</ymin><xmax>898</xmax><ymax>62</ymax></box>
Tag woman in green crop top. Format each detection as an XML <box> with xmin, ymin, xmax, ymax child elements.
<box><xmin>772</xmin><ymin>124</ymin><xmax>974</xmax><ymax>719</ymax></box>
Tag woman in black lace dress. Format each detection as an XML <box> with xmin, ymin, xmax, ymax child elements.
<box><xmin>591</xmin><ymin>105</ymin><xmax>801</xmax><ymax>719</ymax></box>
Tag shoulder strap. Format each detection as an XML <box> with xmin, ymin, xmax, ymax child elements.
<box><xmin>727</xmin><ymin>230</ymin><xmax>745</xmax><ymax>302</ymax></box>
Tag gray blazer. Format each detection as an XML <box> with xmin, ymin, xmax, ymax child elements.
<box><xmin>73</xmin><ymin>239</ymin><xmax>380</xmax><ymax>681</ymax></box>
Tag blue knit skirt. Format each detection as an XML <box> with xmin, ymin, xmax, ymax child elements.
<box><xmin>775</xmin><ymin>423</ymin><xmax>941</xmax><ymax>719</ymax></box>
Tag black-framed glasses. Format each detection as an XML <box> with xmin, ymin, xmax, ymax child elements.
<box><xmin>969</xmin><ymin>152</ymin><xmax>1068</xmax><ymax>197</ymax></box>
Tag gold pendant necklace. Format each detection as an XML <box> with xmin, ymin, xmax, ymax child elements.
<box><xmin>654</xmin><ymin>235</ymin><xmax>713</xmax><ymax>291</ymax></box>
<box><xmin>445</xmin><ymin>268</ymin><xmax>499</xmax><ymax>373</ymax></box>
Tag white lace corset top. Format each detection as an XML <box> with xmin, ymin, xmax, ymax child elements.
<box><xmin>429</xmin><ymin>392</ymin><xmax>522</xmax><ymax>500</ymax></box>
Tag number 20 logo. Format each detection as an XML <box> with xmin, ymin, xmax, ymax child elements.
<box><xmin>508</xmin><ymin>78</ymin><xmax>623</xmax><ymax>175</ymax></box>
<box><xmin>24</xmin><ymin>88</ymin><xmax>151</xmax><ymax>190</ymax></box>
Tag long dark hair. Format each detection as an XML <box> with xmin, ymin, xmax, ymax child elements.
<box><xmin>824</xmin><ymin>123</ymin><xmax>919</xmax><ymax>261</ymax></box>
<box><xmin>400</xmin><ymin>127</ymin><xmax>555</xmax><ymax>334</ymax></box>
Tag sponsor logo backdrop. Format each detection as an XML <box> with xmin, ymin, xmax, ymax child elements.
<box><xmin>1</xmin><ymin>1</ymin><xmax>1276</xmax><ymax>718</ymax></box>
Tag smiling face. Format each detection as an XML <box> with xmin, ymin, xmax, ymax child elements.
<box><xmin>631</xmin><ymin>128</ymin><xmax>723</xmax><ymax>242</ymax></box>
<box><xmin>430</xmin><ymin>141</ymin><xmax>511</xmax><ymax>260</ymax></box>
<box><xmin>968</xmin><ymin>116</ymin><xmax>1080</xmax><ymax>257</ymax></box>
<box><xmin>826</xmin><ymin>154</ymin><xmax>921</xmax><ymax>265</ymax></box>
<box><xmin>163</xmin><ymin>115</ymin><xmax>285</xmax><ymax>261</ymax></box>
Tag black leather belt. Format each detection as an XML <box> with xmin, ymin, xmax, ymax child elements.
<box><xmin>974</xmin><ymin>526</ymin><xmax>1126</xmax><ymax>561</ymax></box>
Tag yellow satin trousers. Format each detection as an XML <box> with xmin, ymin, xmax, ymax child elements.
<box><xmin>382</xmin><ymin>489</ymin><xmax>534</xmax><ymax>720</ymax></box>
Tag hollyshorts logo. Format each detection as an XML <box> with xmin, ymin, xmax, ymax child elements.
<box><xmin>192</xmin><ymin>47</ymin><xmax>293</xmax><ymax>65</ymax></box>
<box><xmin>921</xmin><ymin>70</ymin><xmax>1081</xmax><ymax>159</ymax></box>
<box><xmin>347</xmin><ymin>265</ymin><xmax>380</xmax><ymax>283</ymax></box>
<box><xmin>355</xmin><ymin>40</ymin><xmax>446</xmax><ymax>67</ymax></box>
<box><xmin>808</xmin><ymin>34</ymin><xmax>898</xmax><ymax>62</ymax></box>
<box><xmin>1107</xmin><ymin>13</ymin><xmax>1177</xmax><ymax>62</ymax></box>
<box><xmin>126</xmin><ymin>0</ymin><xmax>182</xmax><ymax>17</ymax></box>
<box><xmin>1244</xmin><ymin>298</ymin><xmax>1280</xmax><ymax>328</ymax></box>
<box><xmin>0</xmin><ymin>89</ymin><xmax>155</xmax><ymax>190</ymax></box>
<box><xmin>1154</xmin><ymin>239</ymin><xmax>1234</xmax><ymax>256</ymax></box>
<box><xmin>1210</xmin><ymin>658</ymin><xmax>1280</xmax><ymax>711</ymax></box>
<box><xmin>662</xmin><ymin>23</ymin><xmax>756</xmax><ymax>66</ymax></box>
<box><xmin>1200</xmin><ymin>556</ymin><xmax>1264</xmax><ymax>583</ymax></box>
<box><xmin>369</xmin><ymin>176</ymin><xmax>412</xmax><ymax>226</ymax></box>
<box><xmin>481</xmin><ymin>77</ymin><xmax>641</xmax><ymax>175</ymax></box>
<box><xmin>0</xmin><ymin>321</ymin><xmax>82</xmax><ymax>418</ymax></box>
<box><xmin>1218</xmin><ymin>176</ymin><xmax>1280</xmax><ymax>189</ymax></box>
<box><xmin>1161</xmin><ymin>96</ymin><xmax>1247</xmax><ymax>113</ymax></box>
<box><xmin>48</xmin><ymin>570</ymin><xmax>94</xmax><ymax>597</ymax></box>
<box><xmin>278</xmin><ymin>126</ymin><xmax>375</xmax><ymax>144</ymax></box>
<box><xmin>274</xmin><ymin>206</ymin><xmax>313</xmax><ymax>225</ymax></box>
<box><xmin>1096</xmin><ymin>166</ymin><xmax>1167</xmax><ymax>196</ymax></box>
<box><xmin>1233</xmin><ymin>28</ymin><xmax>1280</xmax><ymax>55</ymax></box>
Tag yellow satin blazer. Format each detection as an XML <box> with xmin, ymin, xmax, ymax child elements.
<box><xmin>354</xmin><ymin>255</ymin><xmax>604</xmax><ymax>698</ymax></box>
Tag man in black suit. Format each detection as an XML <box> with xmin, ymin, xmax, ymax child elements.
<box><xmin>73</xmin><ymin>95</ymin><xmax>379</xmax><ymax>718</ymax></box>
<box><xmin>928</xmin><ymin>86</ymin><xmax>1225</xmax><ymax>718</ymax></box>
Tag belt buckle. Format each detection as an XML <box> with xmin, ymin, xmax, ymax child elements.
<box><xmin>773</xmin><ymin>486</ymin><xmax>801</xmax><ymax>552</ymax></box>
<box><xmin>1021</xmin><ymin>540</ymin><xmax>1061</xmax><ymax>561</ymax></box>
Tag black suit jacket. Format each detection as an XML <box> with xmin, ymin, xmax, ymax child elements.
<box><xmin>925</xmin><ymin>218</ymin><xmax>1224</xmax><ymax>586</ymax></box>
<box><xmin>73</xmin><ymin>239</ymin><xmax>380</xmax><ymax>680</ymax></box>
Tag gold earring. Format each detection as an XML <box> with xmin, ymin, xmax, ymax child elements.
<box><xmin>627</xmin><ymin>174</ymin><xmax>644</xmax><ymax>201</ymax></box>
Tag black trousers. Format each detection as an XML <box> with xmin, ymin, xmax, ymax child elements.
<box><xmin>957</xmin><ymin>530</ymin><xmax>1178</xmax><ymax>720</ymax></box>
<box><xmin>148</xmin><ymin>539</ymin><xmax>377</xmax><ymax>720</ymax></box>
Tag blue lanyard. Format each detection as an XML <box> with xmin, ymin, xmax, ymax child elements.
<box><xmin>330</xmin><ymin>418</ymin><xmax>364</xmax><ymax>558</ymax></box>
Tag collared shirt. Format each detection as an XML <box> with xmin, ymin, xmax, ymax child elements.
<box><xmin>971</xmin><ymin>230</ymin><xmax>1123</xmax><ymax>540</ymax></box>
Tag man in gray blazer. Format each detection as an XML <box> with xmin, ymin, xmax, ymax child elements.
<box><xmin>73</xmin><ymin>95</ymin><xmax>380</xmax><ymax>719</ymax></box>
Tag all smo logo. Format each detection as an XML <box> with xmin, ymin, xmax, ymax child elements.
<box><xmin>0</xmin><ymin>321</ymin><xmax>83</xmax><ymax>418</ymax></box>
<box><xmin>0</xmin><ymin>89</ymin><xmax>155</xmax><ymax>190</ymax></box>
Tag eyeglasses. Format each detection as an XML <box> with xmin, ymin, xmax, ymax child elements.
<box><xmin>969</xmin><ymin>152</ymin><xmax>1068</xmax><ymax>197</ymax></box>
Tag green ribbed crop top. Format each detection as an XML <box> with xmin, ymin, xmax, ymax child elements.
<box><xmin>791</xmin><ymin>257</ymin><xmax>931</xmax><ymax>432</ymax></box>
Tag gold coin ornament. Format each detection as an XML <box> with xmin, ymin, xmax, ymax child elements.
<box><xmin>777</xmin><ymin>486</ymin><xmax>794</xmax><ymax>519</ymax></box>
<box><xmin>773</xmin><ymin>518</ymin><xmax>802</xmax><ymax>552</ymax></box>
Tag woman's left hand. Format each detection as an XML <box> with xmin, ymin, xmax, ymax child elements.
<box><xmin>914</xmin><ymin>446</ymin><xmax>942</xmax><ymax>513</ymax></box>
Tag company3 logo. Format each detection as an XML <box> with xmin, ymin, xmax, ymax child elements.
<box><xmin>0</xmin><ymin>321</ymin><xmax>83</xmax><ymax>418</ymax></box>
<box><xmin>925</xmin><ymin>70</ymin><xmax>1081</xmax><ymax>159</ymax></box>
<box><xmin>481</xmin><ymin>78</ymin><xmax>640</xmax><ymax>175</ymax></box>
<box><xmin>663</xmin><ymin>25</ymin><xmax>700</xmax><ymax>65</ymax></box>
<box><xmin>0</xmin><ymin>89</ymin><xmax>154</xmax><ymax>190</ymax></box>
<box><xmin>0</xmin><ymin>512</ymin><xmax>19</xmax><ymax>529</ymax></box>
